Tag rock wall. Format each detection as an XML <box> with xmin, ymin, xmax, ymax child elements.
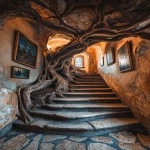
<box><xmin>95</xmin><ymin>37</ymin><xmax>150</xmax><ymax>134</ymax></box>
<box><xmin>0</xmin><ymin>89</ymin><xmax>17</xmax><ymax>131</ymax></box>
<box><xmin>0</xmin><ymin>19</ymin><xmax>45</xmax><ymax>133</ymax></box>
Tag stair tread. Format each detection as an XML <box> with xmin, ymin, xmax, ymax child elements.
<box><xmin>14</xmin><ymin>73</ymin><xmax>141</xmax><ymax>135</ymax></box>
<box><xmin>73</xmin><ymin>84</ymin><xmax>108</xmax><ymax>86</ymax></box>
<box><xmin>90</xmin><ymin>118</ymin><xmax>140</xmax><ymax>130</ymax></box>
<box><xmin>64</xmin><ymin>92</ymin><xmax>115</xmax><ymax>94</ymax></box>
<box><xmin>64</xmin><ymin>92</ymin><xmax>115</xmax><ymax>95</ymax></box>
<box><xmin>76</xmin><ymin>82</ymin><xmax>106</xmax><ymax>83</ymax></box>
<box><xmin>14</xmin><ymin>117</ymin><xmax>140</xmax><ymax>131</ymax></box>
<box><xmin>45</xmin><ymin>103</ymin><xmax>128</xmax><ymax>109</ymax></box>
<box><xmin>52</xmin><ymin>97</ymin><xmax>120</xmax><ymax>101</ymax></box>
<box><xmin>30</xmin><ymin>109</ymin><xmax>131</xmax><ymax>119</ymax></box>
<box><xmin>72</xmin><ymin>88</ymin><xmax>111</xmax><ymax>90</ymax></box>
<box><xmin>14</xmin><ymin>118</ymin><xmax>93</xmax><ymax>130</ymax></box>
<box><xmin>76</xmin><ymin>78</ymin><xmax>103</xmax><ymax>79</ymax></box>
<box><xmin>76</xmin><ymin>78</ymin><xmax>101</xmax><ymax>79</ymax></box>
<box><xmin>75</xmin><ymin>80</ymin><xmax>104</xmax><ymax>81</ymax></box>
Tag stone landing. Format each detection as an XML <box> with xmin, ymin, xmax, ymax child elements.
<box><xmin>0</xmin><ymin>129</ymin><xmax>149</xmax><ymax>150</ymax></box>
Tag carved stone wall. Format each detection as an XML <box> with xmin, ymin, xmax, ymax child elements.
<box><xmin>0</xmin><ymin>88</ymin><xmax>18</xmax><ymax>130</ymax></box>
<box><xmin>0</xmin><ymin>18</ymin><xmax>46</xmax><ymax>132</ymax></box>
<box><xmin>95</xmin><ymin>37</ymin><xmax>150</xmax><ymax>134</ymax></box>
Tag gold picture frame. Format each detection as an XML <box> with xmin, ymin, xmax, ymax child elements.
<box><xmin>13</xmin><ymin>30</ymin><xmax>38</xmax><ymax>68</ymax></box>
<box><xmin>118</xmin><ymin>41</ymin><xmax>133</xmax><ymax>72</ymax></box>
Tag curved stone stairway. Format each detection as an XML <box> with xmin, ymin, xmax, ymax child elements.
<box><xmin>13</xmin><ymin>74</ymin><xmax>142</xmax><ymax>136</ymax></box>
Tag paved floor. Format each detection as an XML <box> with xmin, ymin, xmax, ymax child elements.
<box><xmin>0</xmin><ymin>128</ymin><xmax>149</xmax><ymax>150</ymax></box>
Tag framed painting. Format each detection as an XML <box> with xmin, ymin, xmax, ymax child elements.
<box><xmin>11</xmin><ymin>66</ymin><xmax>30</xmax><ymax>79</ymax></box>
<box><xmin>118</xmin><ymin>41</ymin><xmax>133</xmax><ymax>72</ymax></box>
<box><xmin>13</xmin><ymin>30</ymin><xmax>38</xmax><ymax>68</ymax></box>
<box><xmin>106</xmin><ymin>47</ymin><xmax>115</xmax><ymax>66</ymax></box>
<box><xmin>100</xmin><ymin>56</ymin><xmax>104</xmax><ymax>67</ymax></box>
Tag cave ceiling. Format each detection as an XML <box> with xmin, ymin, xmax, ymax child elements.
<box><xmin>0</xmin><ymin>0</ymin><xmax>150</xmax><ymax>60</ymax></box>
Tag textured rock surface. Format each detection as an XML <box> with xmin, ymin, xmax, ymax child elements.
<box><xmin>0</xmin><ymin>134</ymin><xmax>29</xmax><ymax>150</ymax></box>
<box><xmin>63</xmin><ymin>8</ymin><xmax>97</xmax><ymax>32</ymax></box>
<box><xmin>1</xmin><ymin>129</ymin><xmax>148</xmax><ymax>150</ymax></box>
<box><xmin>0</xmin><ymin>137</ymin><xmax>6</xmax><ymax>147</ymax></box>
<box><xmin>43</xmin><ymin>135</ymin><xmax>66</xmax><ymax>142</ymax></box>
<box><xmin>7</xmin><ymin>130</ymin><xmax>24</xmax><ymax>136</ymax></box>
<box><xmin>40</xmin><ymin>143</ymin><xmax>54</xmax><ymax>150</ymax></box>
<box><xmin>56</xmin><ymin>139</ymin><xmax>86</xmax><ymax>150</ymax></box>
<box><xmin>91</xmin><ymin>136</ymin><xmax>113</xmax><ymax>144</ymax></box>
<box><xmin>109</xmin><ymin>131</ymin><xmax>136</xmax><ymax>143</ymax></box>
<box><xmin>0</xmin><ymin>88</ymin><xmax>18</xmax><ymax>130</ymax></box>
<box><xmin>97</xmin><ymin>37</ymin><xmax>150</xmax><ymax>133</ymax></box>
<box><xmin>69</xmin><ymin>136</ymin><xmax>87</xmax><ymax>142</ymax></box>
<box><xmin>25</xmin><ymin>135</ymin><xmax>41</xmax><ymax>150</ymax></box>
<box><xmin>118</xmin><ymin>142</ymin><xmax>146</xmax><ymax>150</ymax></box>
<box><xmin>88</xmin><ymin>143</ymin><xmax>116</xmax><ymax>150</ymax></box>
<box><xmin>90</xmin><ymin>118</ymin><xmax>139</xmax><ymax>130</ymax></box>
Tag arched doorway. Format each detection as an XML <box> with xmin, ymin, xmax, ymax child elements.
<box><xmin>87</xmin><ymin>47</ymin><xmax>97</xmax><ymax>74</ymax></box>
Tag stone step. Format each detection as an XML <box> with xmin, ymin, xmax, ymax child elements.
<box><xmin>51</xmin><ymin>97</ymin><xmax>121</xmax><ymax>104</ymax></box>
<box><xmin>76</xmin><ymin>78</ymin><xmax>103</xmax><ymax>80</ymax></box>
<box><xmin>76</xmin><ymin>74</ymin><xmax>100</xmax><ymax>76</ymax></box>
<box><xmin>13</xmin><ymin>117</ymin><xmax>141</xmax><ymax>136</ymax></box>
<box><xmin>63</xmin><ymin>92</ymin><xmax>116</xmax><ymax>97</ymax></box>
<box><xmin>76</xmin><ymin>74</ymin><xmax>101</xmax><ymax>78</ymax></box>
<box><xmin>13</xmin><ymin>73</ymin><xmax>144</xmax><ymax>137</ymax></box>
<box><xmin>75</xmin><ymin>77</ymin><xmax>102</xmax><ymax>79</ymax></box>
<box><xmin>75</xmin><ymin>80</ymin><xmax>105</xmax><ymax>83</ymax></box>
<box><xmin>30</xmin><ymin>109</ymin><xmax>133</xmax><ymax>121</ymax></box>
<box><xmin>72</xmin><ymin>84</ymin><xmax>109</xmax><ymax>88</ymax></box>
<box><xmin>43</xmin><ymin>103</ymin><xmax>129</xmax><ymax>111</ymax></box>
<box><xmin>72</xmin><ymin>88</ymin><xmax>112</xmax><ymax>92</ymax></box>
<box><xmin>75</xmin><ymin>78</ymin><xmax>104</xmax><ymax>81</ymax></box>
<box><xmin>75</xmin><ymin>82</ymin><xmax>106</xmax><ymax>85</ymax></box>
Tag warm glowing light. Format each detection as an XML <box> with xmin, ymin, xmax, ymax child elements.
<box><xmin>47</xmin><ymin>38</ymin><xmax>70</xmax><ymax>52</ymax></box>
<box><xmin>47</xmin><ymin>44</ymin><xmax>51</xmax><ymax>50</ymax></box>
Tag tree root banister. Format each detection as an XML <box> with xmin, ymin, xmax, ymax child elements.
<box><xmin>17</xmin><ymin>86</ymin><xmax>34</xmax><ymax>124</ymax></box>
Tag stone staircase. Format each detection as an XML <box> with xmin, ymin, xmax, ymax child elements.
<box><xmin>13</xmin><ymin>74</ymin><xmax>142</xmax><ymax>136</ymax></box>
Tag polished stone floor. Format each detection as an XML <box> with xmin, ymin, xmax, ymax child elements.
<box><xmin>0</xmin><ymin>128</ymin><xmax>150</xmax><ymax>150</ymax></box>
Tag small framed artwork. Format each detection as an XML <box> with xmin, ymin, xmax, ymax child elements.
<box><xmin>11</xmin><ymin>66</ymin><xmax>30</xmax><ymax>79</ymax></box>
<box><xmin>13</xmin><ymin>30</ymin><xmax>38</xmax><ymax>68</ymax></box>
<box><xmin>106</xmin><ymin>47</ymin><xmax>115</xmax><ymax>66</ymax></box>
<box><xmin>118</xmin><ymin>41</ymin><xmax>133</xmax><ymax>72</ymax></box>
<box><xmin>100</xmin><ymin>56</ymin><xmax>104</xmax><ymax>66</ymax></box>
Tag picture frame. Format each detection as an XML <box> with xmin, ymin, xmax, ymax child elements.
<box><xmin>100</xmin><ymin>56</ymin><xmax>104</xmax><ymax>67</ymax></box>
<box><xmin>118</xmin><ymin>41</ymin><xmax>133</xmax><ymax>72</ymax></box>
<box><xmin>11</xmin><ymin>66</ymin><xmax>30</xmax><ymax>79</ymax></box>
<box><xmin>13</xmin><ymin>30</ymin><xmax>38</xmax><ymax>68</ymax></box>
<box><xmin>106</xmin><ymin>47</ymin><xmax>115</xmax><ymax>66</ymax></box>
